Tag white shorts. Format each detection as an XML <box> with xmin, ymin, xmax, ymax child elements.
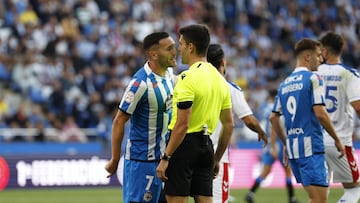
<box><xmin>325</xmin><ymin>145</ymin><xmax>360</xmax><ymax>183</ymax></box>
<box><xmin>213</xmin><ymin>162</ymin><xmax>229</xmax><ymax>203</ymax></box>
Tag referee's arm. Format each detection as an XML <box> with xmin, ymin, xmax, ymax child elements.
<box><xmin>164</xmin><ymin>104</ymin><xmax>191</xmax><ymax>157</ymax></box>
<box><xmin>157</xmin><ymin>103</ymin><xmax>191</xmax><ymax>181</ymax></box>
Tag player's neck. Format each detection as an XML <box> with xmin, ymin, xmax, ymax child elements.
<box><xmin>296</xmin><ymin>61</ymin><xmax>310</xmax><ymax>71</ymax></box>
<box><xmin>325</xmin><ymin>57</ymin><xmax>341</xmax><ymax>64</ymax></box>
<box><xmin>148</xmin><ymin>61</ymin><xmax>166</xmax><ymax>76</ymax></box>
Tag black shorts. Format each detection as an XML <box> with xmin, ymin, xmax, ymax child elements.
<box><xmin>164</xmin><ymin>132</ymin><xmax>214</xmax><ymax>196</ymax></box>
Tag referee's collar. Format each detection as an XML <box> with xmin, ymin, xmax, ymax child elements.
<box><xmin>189</xmin><ymin>61</ymin><xmax>203</xmax><ymax>70</ymax></box>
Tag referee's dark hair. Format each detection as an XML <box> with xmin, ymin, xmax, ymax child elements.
<box><xmin>179</xmin><ymin>24</ymin><xmax>210</xmax><ymax>56</ymax></box>
<box><xmin>319</xmin><ymin>31</ymin><xmax>344</xmax><ymax>56</ymax></box>
<box><xmin>207</xmin><ymin>44</ymin><xmax>224</xmax><ymax>70</ymax></box>
<box><xmin>143</xmin><ymin>32</ymin><xmax>170</xmax><ymax>51</ymax></box>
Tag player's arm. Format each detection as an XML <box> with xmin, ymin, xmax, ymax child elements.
<box><xmin>269</xmin><ymin>127</ymin><xmax>278</xmax><ymax>158</ymax></box>
<box><xmin>269</xmin><ymin>111</ymin><xmax>287</xmax><ymax>165</ymax></box>
<box><xmin>313</xmin><ymin>105</ymin><xmax>345</xmax><ymax>158</ymax></box>
<box><xmin>157</xmin><ymin>102</ymin><xmax>191</xmax><ymax>181</ymax></box>
<box><xmin>214</xmin><ymin>108</ymin><xmax>234</xmax><ymax>163</ymax></box>
<box><xmin>351</xmin><ymin>100</ymin><xmax>360</xmax><ymax>118</ymax></box>
<box><xmin>164</xmin><ymin>103</ymin><xmax>191</xmax><ymax>156</ymax></box>
<box><xmin>214</xmin><ymin>108</ymin><xmax>234</xmax><ymax>177</ymax></box>
<box><xmin>269</xmin><ymin>112</ymin><xmax>286</xmax><ymax>145</ymax></box>
<box><xmin>105</xmin><ymin>110</ymin><xmax>130</xmax><ymax>177</ymax></box>
<box><xmin>231</xmin><ymin>85</ymin><xmax>268</xmax><ymax>146</ymax></box>
<box><xmin>242</xmin><ymin>115</ymin><xmax>268</xmax><ymax>146</ymax></box>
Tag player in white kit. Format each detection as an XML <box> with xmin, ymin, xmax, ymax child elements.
<box><xmin>207</xmin><ymin>44</ymin><xmax>268</xmax><ymax>203</ymax></box>
<box><xmin>318</xmin><ymin>31</ymin><xmax>360</xmax><ymax>203</ymax></box>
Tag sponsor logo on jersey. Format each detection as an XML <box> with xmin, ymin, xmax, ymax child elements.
<box><xmin>181</xmin><ymin>73</ymin><xmax>186</xmax><ymax>80</ymax></box>
<box><xmin>287</xmin><ymin>128</ymin><xmax>304</xmax><ymax>135</ymax></box>
<box><xmin>285</xmin><ymin>74</ymin><xmax>303</xmax><ymax>84</ymax></box>
<box><xmin>164</xmin><ymin>94</ymin><xmax>173</xmax><ymax>112</ymax></box>
<box><xmin>223</xmin><ymin>180</ymin><xmax>229</xmax><ymax>192</ymax></box>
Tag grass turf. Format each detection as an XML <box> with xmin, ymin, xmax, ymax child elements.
<box><xmin>0</xmin><ymin>187</ymin><xmax>344</xmax><ymax>203</ymax></box>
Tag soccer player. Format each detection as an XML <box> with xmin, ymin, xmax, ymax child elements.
<box><xmin>244</xmin><ymin>91</ymin><xmax>298</xmax><ymax>203</ymax></box>
<box><xmin>269</xmin><ymin>38</ymin><xmax>345</xmax><ymax>203</ymax></box>
<box><xmin>156</xmin><ymin>24</ymin><xmax>234</xmax><ymax>203</ymax></box>
<box><xmin>105</xmin><ymin>32</ymin><xmax>176</xmax><ymax>203</ymax></box>
<box><xmin>206</xmin><ymin>43</ymin><xmax>268</xmax><ymax>203</ymax></box>
<box><xmin>318</xmin><ymin>31</ymin><xmax>360</xmax><ymax>203</ymax></box>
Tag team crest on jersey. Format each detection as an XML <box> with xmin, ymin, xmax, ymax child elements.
<box><xmin>124</xmin><ymin>91</ymin><xmax>135</xmax><ymax>103</ymax></box>
<box><xmin>153</xmin><ymin>82</ymin><xmax>158</xmax><ymax>88</ymax></box>
<box><xmin>164</xmin><ymin>94</ymin><xmax>173</xmax><ymax>112</ymax></box>
<box><xmin>143</xmin><ymin>191</ymin><xmax>152</xmax><ymax>202</ymax></box>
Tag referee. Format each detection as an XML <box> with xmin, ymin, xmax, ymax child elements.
<box><xmin>156</xmin><ymin>24</ymin><xmax>234</xmax><ymax>203</ymax></box>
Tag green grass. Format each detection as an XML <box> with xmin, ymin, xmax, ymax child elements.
<box><xmin>0</xmin><ymin>187</ymin><xmax>344</xmax><ymax>203</ymax></box>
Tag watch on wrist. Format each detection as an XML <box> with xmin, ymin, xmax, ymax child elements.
<box><xmin>161</xmin><ymin>153</ymin><xmax>171</xmax><ymax>161</ymax></box>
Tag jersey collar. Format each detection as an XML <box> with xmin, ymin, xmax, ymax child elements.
<box><xmin>189</xmin><ymin>61</ymin><xmax>203</xmax><ymax>70</ymax></box>
<box><xmin>293</xmin><ymin>67</ymin><xmax>309</xmax><ymax>73</ymax></box>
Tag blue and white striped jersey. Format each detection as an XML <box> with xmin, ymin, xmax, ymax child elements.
<box><xmin>273</xmin><ymin>67</ymin><xmax>326</xmax><ymax>159</ymax></box>
<box><xmin>119</xmin><ymin>62</ymin><xmax>174</xmax><ymax>161</ymax></box>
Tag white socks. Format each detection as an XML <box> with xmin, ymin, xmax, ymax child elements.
<box><xmin>337</xmin><ymin>187</ymin><xmax>360</xmax><ymax>203</ymax></box>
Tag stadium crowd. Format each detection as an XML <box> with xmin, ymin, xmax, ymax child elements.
<box><xmin>0</xmin><ymin>0</ymin><xmax>359</xmax><ymax>143</ymax></box>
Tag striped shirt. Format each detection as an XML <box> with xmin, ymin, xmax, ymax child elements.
<box><xmin>273</xmin><ymin>67</ymin><xmax>326</xmax><ymax>159</ymax></box>
<box><xmin>119</xmin><ymin>62</ymin><xmax>174</xmax><ymax>161</ymax></box>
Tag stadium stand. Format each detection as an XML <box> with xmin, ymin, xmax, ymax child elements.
<box><xmin>0</xmin><ymin>0</ymin><xmax>359</xmax><ymax>154</ymax></box>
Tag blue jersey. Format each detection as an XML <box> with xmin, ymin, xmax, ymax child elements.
<box><xmin>119</xmin><ymin>63</ymin><xmax>174</xmax><ymax>161</ymax></box>
<box><xmin>272</xmin><ymin>67</ymin><xmax>326</xmax><ymax>159</ymax></box>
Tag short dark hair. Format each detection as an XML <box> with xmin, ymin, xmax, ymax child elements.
<box><xmin>143</xmin><ymin>32</ymin><xmax>170</xmax><ymax>51</ymax></box>
<box><xmin>294</xmin><ymin>38</ymin><xmax>321</xmax><ymax>57</ymax></box>
<box><xmin>179</xmin><ymin>24</ymin><xmax>210</xmax><ymax>56</ymax></box>
<box><xmin>319</xmin><ymin>31</ymin><xmax>344</xmax><ymax>55</ymax></box>
<box><xmin>207</xmin><ymin>44</ymin><xmax>224</xmax><ymax>69</ymax></box>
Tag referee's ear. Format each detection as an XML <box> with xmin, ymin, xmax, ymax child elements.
<box><xmin>220</xmin><ymin>58</ymin><xmax>226</xmax><ymax>75</ymax></box>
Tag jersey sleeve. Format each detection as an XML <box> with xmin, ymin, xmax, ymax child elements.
<box><xmin>346</xmin><ymin>71</ymin><xmax>360</xmax><ymax>103</ymax></box>
<box><xmin>119</xmin><ymin>78</ymin><xmax>147</xmax><ymax>114</ymax></box>
<box><xmin>272</xmin><ymin>86</ymin><xmax>282</xmax><ymax>114</ymax></box>
<box><xmin>229</xmin><ymin>83</ymin><xmax>253</xmax><ymax>119</ymax></box>
<box><xmin>175</xmin><ymin>70</ymin><xmax>195</xmax><ymax>102</ymax></box>
<box><xmin>310</xmin><ymin>73</ymin><xmax>325</xmax><ymax>105</ymax></box>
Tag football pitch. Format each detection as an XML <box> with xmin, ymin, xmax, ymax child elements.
<box><xmin>0</xmin><ymin>187</ymin><xmax>344</xmax><ymax>203</ymax></box>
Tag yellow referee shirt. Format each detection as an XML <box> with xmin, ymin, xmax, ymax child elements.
<box><xmin>169</xmin><ymin>61</ymin><xmax>232</xmax><ymax>134</ymax></box>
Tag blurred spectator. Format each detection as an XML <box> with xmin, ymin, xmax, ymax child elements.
<box><xmin>19</xmin><ymin>4</ymin><xmax>39</xmax><ymax>26</ymax></box>
<box><xmin>0</xmin><ymin>94</ymin><xmax>8</xmax><ymax>117</ymax></box>
<box><xmin>58</xmin><ymin>115</ymin><xmax>87</xmax><ymax>143</ymax></box>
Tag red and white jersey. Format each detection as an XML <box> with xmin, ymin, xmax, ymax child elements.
<box><xmin>317</xmin><ymin>63</ymin><xmax>360</xmax><ymax>146</ymax></box>
<box><xmin>211</xmin><ymin>81</ymin><xmax>253</xmax><ymax>163</ymax></box>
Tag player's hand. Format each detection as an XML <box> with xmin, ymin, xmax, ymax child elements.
<box><xmin>335</xmin><ymin>140</ymin><xmax>345</xmax><ymax>159</ymax></box>
<box><xmin>213</xmin><ymin>161</ymin><xmax>220</xmax><ymax>179</ymax></box>
<box><xmin>156</xmin><ymin>160</ymin><xmax>169</xmax><ymax>181</ymax></box>
<box><xmin>258</xmin><ymin>133</ymin><xmax>268</xmax><ymax>147</ymax></box>
<box><xmin>105</xmin><ymin>158</ymin><xmax>119</xmax><ymax>178</ymax></box>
